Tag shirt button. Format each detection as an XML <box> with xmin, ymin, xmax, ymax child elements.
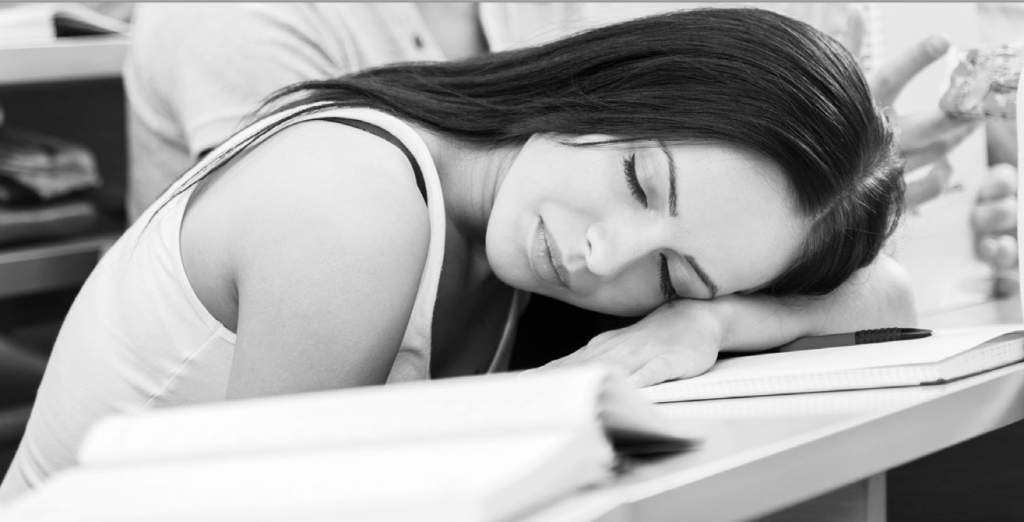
<box><xmin>413</xmin><ymin>35</ymin><xmax>424</xmax><ymax>48</ymax></box>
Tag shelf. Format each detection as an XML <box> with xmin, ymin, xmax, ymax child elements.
<box><xmin>0</xmin><ymin>35</ymin><xmax>128</xmax><ymax>86</ymax></box>
<box><xmin>0</xmin><ymin>232</ymin><xmax>118</xmax><ymax>299</ymax></box>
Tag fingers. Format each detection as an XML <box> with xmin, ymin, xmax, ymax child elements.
<box><xmin>974</xmin><ymin>163</ymin><xmax>1019</xmax><ymax>276</ymax></box>
<box><xmin>625</xmin><ymin>355</ymin><xmax>679</xmax><ymax>388</ymax></box>
<box><xmin>899</xmin><ymin>112</ymin><xmax>982</xmax><ymax>164</ymax></box>
<box><xmin>902</xmin><ymin>127</ymin><xmax>977</xmax><ymax>173</ymax></box>
<box><xmin>539</xmin><ymin>350</ymin><xmax>585</xmax><ymax>369</ymax></box>
<box><xmin>543</xmin><ymin>336</ymin><xmax>717</xmax><ymax>388</ymax></box>
<box><xmin>978</xmin><ymin>163</ymin><xmax>1018</xmax><ymax>201</ymax></box>
<box><xmin>972</xmin><ymin>197</ymin><xmax>1018</xmax><ymax>235</ymax></box>
<box><xmin>625</xmin><ymin>350</ymin><xmax>716</xmax><ymax>388</ymax></box>
<box><xmin>905</xmin><ymin>159</ymin><xmax>953</xmax><ymax>209</ymax></box>
<box><xmin>539</xmin><ymin>333</ymin><xmax>618</xmax><ymax>369</ymax></box>
<box><xmin>871</xmin><ymin>35</ymin><xmax>951</xmax><ymax>106</ymax></box>
<box><xmin>542</xmin><ymin>301</ymin><xmax>724</xmax><ymax>387</ymax></box>
<box><xmin>978</xmin><ymin>235</ymin><xmax>1018</xmax><ymax>270</ymax></box>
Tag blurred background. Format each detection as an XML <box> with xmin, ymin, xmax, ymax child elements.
<box><xmin>0</xmin><ymin>3</ymin><xmax>1019</xmax><ymax>520</ymax></box>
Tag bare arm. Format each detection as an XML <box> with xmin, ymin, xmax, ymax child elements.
<box><xmin>188</xmin><ymin>122</ymin><xmax>431</xmax><ymax>400</ymax></box>
<box><xmin>716</xmin><ymin>254</ymin><xmax>917</xmax><ymax>353</ymax></box>
<box><xmin>543</xmin><ymin>254</ymin><xmax>917</xmax><ymax>386</ymax></box>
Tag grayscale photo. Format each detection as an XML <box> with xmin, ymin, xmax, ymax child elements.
<box><xmin>0</xmin><ymin>3</ymin><xmax>1020</xmax><ymax>521</ymax></box>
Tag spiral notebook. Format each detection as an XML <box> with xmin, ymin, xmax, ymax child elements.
<box><xmin>641</xmin><ymin>325</ymin><xmax>1024</xmax><ymax>404</ymax></box>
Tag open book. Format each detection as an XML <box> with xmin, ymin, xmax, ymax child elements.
<box><xmin>641</xmin><ymin>324</ymin><xmax>1024</xmax><ymax>404</ymax></box>
<box><xmin>0</xmin><ymin>367</ymin><xmax>692</xmax><ymax>522</ymax></box>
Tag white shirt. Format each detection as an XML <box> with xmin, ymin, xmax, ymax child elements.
<box><xmin>123</xmin><ymin>2</ymin><xmax>587</xmax><ymax>220</ymax></box>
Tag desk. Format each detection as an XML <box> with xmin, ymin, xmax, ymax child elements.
<box><xmin>525</xmin><ymin>297</ymin><xmax>1024</xmax><ymax>522</ymax></box>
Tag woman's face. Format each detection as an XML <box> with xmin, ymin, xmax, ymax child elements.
<box><xmin>486</xmin><ymin>134</ymin><xmax>813</xmax><ymax>316</ymax></box>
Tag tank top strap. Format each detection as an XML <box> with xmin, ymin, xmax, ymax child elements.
<box><xmin>316</xmin><ymin>117</ymin><xmax>428</xmax><ymax>204</ymax></box>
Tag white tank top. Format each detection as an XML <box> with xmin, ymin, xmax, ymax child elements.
<box><xmin>0</xmin><ymin>106</ymin><xmax>521</xmax><ymax>501</ymax></box>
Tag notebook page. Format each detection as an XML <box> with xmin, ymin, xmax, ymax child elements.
<box><xmin>645</xmin><ymin>366</ymin><xmax>948</xmax><ymax>402</ymax></box>
<box><xmin>639</xmin><ymin>325</ymin><xmax>1024</xmax><ymax>403</ymax></box>
<box><xmin>667</xmin><ymin>325</ymin><xmax>1022</xmax><ymax>387</ymax></box>
<box><xmin>937</xmin><ymin>332</ymin><xmax>1024</xmax><ymax>382</ymax></box>
<box><xmin>656</xmin><ymin>386</ymin><xmax>947</xmax><ymax>419</ymax></box>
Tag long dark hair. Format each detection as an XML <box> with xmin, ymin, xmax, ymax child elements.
<box><xmin>178</xmin><ymin>7</ymin><xmax>904</xmax><ymax>299</ymax></box>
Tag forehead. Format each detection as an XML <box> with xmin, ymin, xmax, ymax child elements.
<box><xmin>663</xmin><ymin>142</ymin><xmax>811</xmax><ymax>294</ymax></box>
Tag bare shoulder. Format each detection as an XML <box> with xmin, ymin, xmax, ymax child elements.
<box><xmin>234</xmin><ymin>120</ymin><xmax>426</xmax><ymax>207</ymax></box>
<box><xmin>181</xmin><ymin>120</ymin><xmax>432</xmax><ymax>328</ymax></box>
<box><xmin>198</xmin><ymin>120</ymin><xmax>430</xmax><ymax>247</ymax></box>
<box><xmin>178</xmin><ymin>120</ymin><xmax>438</xmax><ymax>395</ymax></box>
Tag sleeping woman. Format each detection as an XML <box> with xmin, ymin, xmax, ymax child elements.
<box><xmin>1</xmin><ymin>7</ymin><xmax>913</xmax><ymax>499</ymax></box>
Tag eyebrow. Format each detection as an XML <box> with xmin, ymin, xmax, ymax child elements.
<box><xmin>684</xmin><ymin>254</ymin><xmax>719</xmax><ymax>299</ymax></box>
<box><xmin>657</xmin><ymin>140</ymin><xmax>677</xmax><ymax>217</ymax></box>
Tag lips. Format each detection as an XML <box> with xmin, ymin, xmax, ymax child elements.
<box><xmin>531</xmin><ymin>218</ymin><xmax>570</xmax><ymax>289</ymax></box>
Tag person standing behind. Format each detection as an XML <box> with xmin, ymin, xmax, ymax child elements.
<box><xmin>124</xmin><ymin>3</ymin><xmax>595</xmax><ymax>221</ymax></box>
<box><xmin>126</xmin><ymin>3</ymin><xmax>984</xmax><ymax>220</ymax></box>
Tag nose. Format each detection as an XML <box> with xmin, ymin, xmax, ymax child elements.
<box><xmin>585</xmin><ymin>219</ymin><xmax>661</xmax><ymax>280</ymax></box>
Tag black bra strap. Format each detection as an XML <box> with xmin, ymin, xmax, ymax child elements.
<box><xmin>318</xmin><ymin>117</ymin><xmax>428</xmax><ymax>204</ymax></box>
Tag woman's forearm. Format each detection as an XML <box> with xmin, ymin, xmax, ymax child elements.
<box><xmin>543</xmin><ymin>255</ymin><xmax>918</xmax><ymax>386</ymax></box>
<box><xmin>708</xmin><ymin>254</ymin><xmax>918</xmax><ymax>353</ymax></box>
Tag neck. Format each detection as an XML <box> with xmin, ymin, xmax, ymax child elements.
<box><xmin>412</xmin><ymin>127</ymin><xmax>521</xmax><ymax>276</ymax></box>
<box><xmin>409</xmin><ymin>127</ymin><xmax>521</xmax><ymax>371</ymax></box>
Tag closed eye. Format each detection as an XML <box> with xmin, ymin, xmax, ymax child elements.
<box><xmin>623</xmin><ymin>153</ymin><xmax>647</xmax><ymax>207</ymax></box>
<box><xmin>659</xmin><ymin>254</ymin><xmax>680</xmax><ymax>301</ymax></box>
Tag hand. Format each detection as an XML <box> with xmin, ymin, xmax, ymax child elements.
<box><xmin>539</xmin><ymin>299</ymin><xmax>723</xmax><ymax>387</ymax></box>
<box><xmin>870</xmin><ymin>35</ymin><xmax>983</xmax><ymax>209</ymax></box>
<box><xmin>973</xmin><ymin>163</ymin><xmax>1019</xmax><ymax>295</ymax></box>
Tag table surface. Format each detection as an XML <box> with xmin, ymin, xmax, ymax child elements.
<box><xmin>525</xmin><ymin>296</ymin><xmax>1024</xmax><ymax>522</ymax></box>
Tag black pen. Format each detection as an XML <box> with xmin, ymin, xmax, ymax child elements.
<box><xmin>778</xmin><ymin>327</ymin><xmax>932</xmax><ymax>352</ymax></box>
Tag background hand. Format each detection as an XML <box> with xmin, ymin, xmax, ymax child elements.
<box><xmin>878</xmin><ymin>36</ymin><xmax>1019</xmax><ymax>292</ymax></box>
<box><xmin>870</xmin><ymin>34</ymin><xmax>983</xmax><ymax>209</ymax></box>
<box><xmin>973</xmin><ymin>163</ymin><xmax>1019</xmax><ymax>296</ymax></box>
<box><xmin>539</xmin><ymin>300</ymin><xmax>722</xmax><ymax>387</ymax></box>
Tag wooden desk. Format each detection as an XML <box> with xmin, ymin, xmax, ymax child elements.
<box><xmin>525</xmin><ymin>297</ymin><xmax>1024</xmax><ymax>522</ymax></box>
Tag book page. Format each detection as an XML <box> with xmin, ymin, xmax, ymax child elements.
<box><xmin>7</xmin><ymin>430</ymin><xmax>613</xmax><ymax>522</ymax></box>
<box><xmin>660</xmin><ymin>325</ymin><xmax>1024</xmax><ymax>387</ymax></box>
<box><xmin>78</xmin><ymin>367</ymin><xmax>612</xmax><ymax>466</ymax></box>
<box><xmin>0</xmin><ymin>5</ymin><xmax>55</xmax><ymax>46</ymax></box>
<box><xmin>598</xmin><ymin>371</ymin><xmax>695</xmax><ymax>451</ymax></box>
<box><xmin>79</xmin><ymin>366</ymin><xmax>692</xmax><ymax>468</ymax></box>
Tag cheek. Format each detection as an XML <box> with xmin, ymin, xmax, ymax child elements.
<box><xmin>485</xmin><ymin>183</ymin><xmax>549</xmax><ymax>293</ymax></box>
